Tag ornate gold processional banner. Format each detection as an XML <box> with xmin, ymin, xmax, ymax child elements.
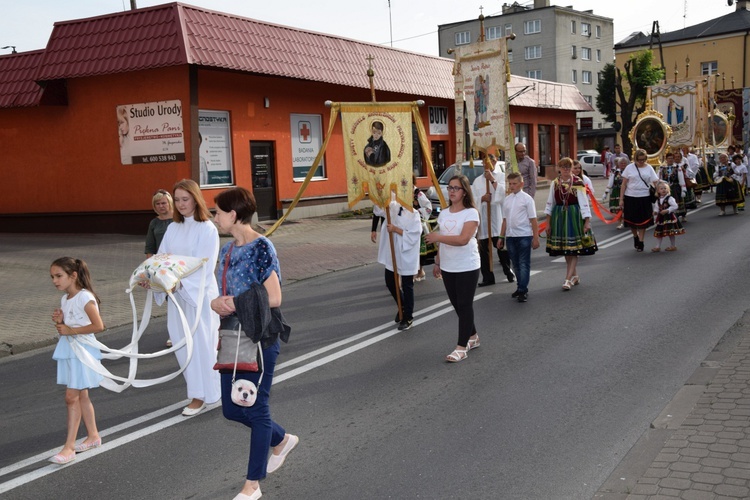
<box><xmin>340</xmin><ymin>103</ymin><xmax>414</xmax><ymax>210</ymax></box>
<box><xmin>650</xmin><ymin>81</ymin><xmax>703</xmax><ymax>147</ymax></box>
<box><xmin>454</xmin><ymin>38</ymin><xmax>511</xmax><ymax>161</ymax></box>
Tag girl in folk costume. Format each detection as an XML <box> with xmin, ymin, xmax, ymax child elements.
<box><xmin>658</xmin><ymin>151</ymin><xmax>687</xmax><ymax>222</ymax></box>
<box><xmin>544</xmin><ymin>157</ymin><xmax>597</xmax><ymax>291</ymax></box>
<box><xmin>49</xmin><ymin>257</ymin><xmax>105</xmax><ymax>464</ymax></box>
<box><xmin>731</xmin><ymin>154</ymin><xmax>748</xmax><ymax>211</ymax></box>
<box><xmin>603</xmin><ymin>156</ymin><xmax>627</xmax><ymax>229</ymax></box>
<box><xmin>713</xmin><ymin>153</ymin><xmax>745</xmax><ymax>215</ymax></box>
<box><xmin>374</xmin><ymin>193</ymin><xmax>423</xmax><ymax>331</ymax></box>
<box><xmin>651</xmin><ymin>181</ymin><xmax>685</xmax><ymax>252</ymax></box>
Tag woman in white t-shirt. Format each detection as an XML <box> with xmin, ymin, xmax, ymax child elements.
<box><xmin>424</xmin><ymin>175</ymin><xmax>480</xmax><ymax>363</ymax></box>
<box><xmin>619</xmin><ymin>149</ymin><xmax>659</xmax><ymax>252</ymax></box>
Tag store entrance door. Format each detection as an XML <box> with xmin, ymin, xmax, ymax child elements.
<box><xmin>250</xmin><ymin>141</ymin><xmax>277</xmax><ymax>221</ymax></box>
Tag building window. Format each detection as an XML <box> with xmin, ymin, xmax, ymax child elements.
<box><xmin>455</xmin><ymin>31</ymin><xmax>470</xmax><ymax>45</ymax></box>
<box><xmin>505</xmin><ymin>23</ymin><xmax>513</xmax><ymax>36</ymax></box>
<box><xmin>571</xmin><ymin>45</ymin><xmax>577</xmax><ymax>58</ymax></box>
<box><xmin>508</xmin><ymin>50</ymin><xmax>513</xmax><ymax>62</ymax></box>
<box><xmin>595</xmin><ymin>25</ymin><xmax>601</xmax><ymax>38</ymax></box>
<box><xmin>583</xmin><ymin>95</ymin><xmax>593</xmax><ymax>105</ymax></box>
<box><xmin>582</xmin><ymin>71</ymin><xmax>592</xmax><ymax>84</ymax></box>
<box><xmin>701</xmin><ymin>61</ymin><xmax>718</xmax><ymax>75</ymax></box>
<box><xmin>581</xmin><ymin>47</ymin><xmax>591</xmax><ymax>61</ymax></box>
<box><xmin>524</xmin><ymin>45</ymin><xmax>542</xmax><ymax>60</ymax></box>
<box><xmin>486</xmin><ymin>26</ymin><xmax>502</xmax><ymax>40</ymax></box>
<box><xmin>597</xmin><ymin>71</ymin><xmax>603</xmax><ymax>83</ymax></box>
<box><xmin>596</xmin><ymin>49</ymin><xmax>601</xmax><ymax>62</ymax></box>
<box><xmin>524</xmin><ymin>19</ymin><xmax>541</xmax><ymax>34</ymax></box>
<box><xmin>527</xmin><ymin>69</ymin><xmax>542</xmax><ymax>79</ymax></box>
<box><xmin>581</xmin><ymin>23</ymin><xmax>591</xmax><ymax>36</ymax></box>
<box><xmin>572</xmin><ymin>70</ymin><xmax>577</xmax><ymax>83</ymax></box>
<box><xmin>571</xmin><ymin>20</ymin><xmax>576</xmax><ymax>34</ymax></box>
<box><xmin>515</xmin><ymin>123</ymin><xmax>530</xmax><ymax>147</ymax></box>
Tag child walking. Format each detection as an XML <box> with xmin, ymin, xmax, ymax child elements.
<box><xmin>49</xmin><ymin>257</ymin><xmax>105</xmax><ymax>464</ymax></box>
<box><xmin>651</xmin><ymin>181</ymin><xmax>685</xmax><ymax>252</ymax></box>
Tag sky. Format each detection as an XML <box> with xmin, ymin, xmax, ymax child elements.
<box><xmin>0</xmin><ymin>0</ymin><xmax>738</xmax><ymax>57</ymax></box>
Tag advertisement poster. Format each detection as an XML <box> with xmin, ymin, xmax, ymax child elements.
<box><xmin>340</xmin><ymin>103</ymin><xmax>413</xmax><ymax>209</ymax></box>
<box><xmin>198</xmin><ymin>110</ymin><xmax>233</xmax><ymax>186</ymax></box>
<box><xmin>116</xmin><ymin>100</ymin><xmax>185</xmax><ymax>165</ymax></box>
<box><xmin>290</xmin><ymin>114</ymin><xmax>325</xmax><ymax>180</ymax></box>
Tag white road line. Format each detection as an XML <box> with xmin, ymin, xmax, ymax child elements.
<box><xmin>0</xmin><ymin>292</ymin><xmax>492</xmax><ymax>493</ymax></box>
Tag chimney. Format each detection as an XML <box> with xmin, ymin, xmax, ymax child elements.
<box><xmin>534</xmin><ymin>0</ymin><xmax>551</xmax><ymax>7</ymax></box>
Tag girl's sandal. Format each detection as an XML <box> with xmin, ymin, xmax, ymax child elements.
<box><xmin>467</xmin><ymin>337</ymin><xmax>480</xmax><ymax>350</ymax></box>
<box><xmin>446</xmin><ymin>348</ymin><xmax>468</xmax><ymax>363</ymax></box>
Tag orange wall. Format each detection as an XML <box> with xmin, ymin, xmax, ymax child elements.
<box><xmin>1</xmin><ymin>66</ymin><xmax>191</xmax><ymax>214</ymax></box>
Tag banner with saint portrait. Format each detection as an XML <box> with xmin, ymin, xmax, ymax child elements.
<box><xmin>340</xmin><ymin>103</ymin><xmax>414</xmax><ymax>210</ymax></box>
<box><xmin>650</xmin><ymin>82</ymin><xmax>701</xmax><ymax>146</ymax></box>
<box><xmin>453</xmin><ymin>38</ymin><xmax>510</xmax><ymax>157</ymax></box>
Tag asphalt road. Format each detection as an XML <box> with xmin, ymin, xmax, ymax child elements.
<box><xmin>1</xmin><ymin>198</ymin><xmax>749</xmax><ymax>499</ymax></box>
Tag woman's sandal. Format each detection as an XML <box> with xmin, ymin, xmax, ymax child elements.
<box><xmin>74</xmin><ymin>438</ymin><xmax>102</xmax><ymax>453</ymax></box>
<box><xmin>446</xmin><ymin>348</ymin><xmax>468</xmax><ymax>363</ymax></box>
<box><xmin>665</xmin><ymin>246</ymin><xmax>677</xmax><ymax>251</ymax></box>
<box><xmin>49</xmin><ymin>452</ymin><xmax>76</xmax><ymax>464</ymax></box>
<box><xmin>651</xmin><ymin>247</ymin><xmax>661</xmax><ymax>252</ymax></box>
<box><xmin>570</xmin><ymin>276</ymin><xmax>580</xmax><ymax>286</ymax></box>
<box><xmin>562</xmin><ymin>280</ymin><xmax>572</xmax><ymax>290</ymax></box>
<box><xmin>467</xmin><ymin>337</ymin><xmax>480</xmax><ymax>350</ymax></box>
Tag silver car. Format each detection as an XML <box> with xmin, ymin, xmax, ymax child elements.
<box><xmin>427</xmin><ymin>160</ymin><xmax>506</xmax><ymax>215</ymax></box>
<box><xmin>577</xmin><ymin>154</ymin><xmax>606</xmax><ymax>177</ymax></box>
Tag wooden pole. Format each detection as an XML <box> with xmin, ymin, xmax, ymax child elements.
<box><xmin>483</xmin><ymin>156</ymin><xmax>494</xmax><ymax>272</ymax></box>
<box><xmin>385</xmin><ymin>193</ymin><xmax>403</xmax><ymax>321</ymax></box>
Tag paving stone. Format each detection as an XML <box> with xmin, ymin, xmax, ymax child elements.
<box><xmin>658</xmin><ymin>477</ymin><xmax>693</xmax><ymax>489</ymax></box>
<box><xmin>682</xmin><ymin>490</ymin><xmax>718</xmax><ymax>500</ymax></box>
<box><xmin>680</xmin><ymin>448</ymin><xmax>711</xmax><ymax>458</ymax></box>
<box><xmin>644</xmin><ymin>467</ymin><xmax>671</xmax><ymax>478</ymax></box>
<box><xmin>669</xmin><ymin>462</ymin><xmax>702</xmax><ymax>473</ymax></box>
<box><xmin>724</xmin><ymin>467</ymin><xmax>750</xmax><ymax>480</ymax></box>
<box><xmin>689</xmin><ymin>435</ymin><xmax>718</xmax><ymax>444</ymax></box>
<box><xmin>714</xmin><ymin>484</ymin><xmax>750</xmax><ymax>497</ymax></box>
<box><xmin>690</xmin><ymin>472</ymin><xmax>725</xmax><ymax>485</ymax></box>
<box><xmin>631</xmin><ymin>483</ymin><xmax>659</xmax><ymax>495</ymax></box>
<box><xmin>709</xmin><ymin>443</ymin><xmax>740</xmax><ymax>453</ymax></box>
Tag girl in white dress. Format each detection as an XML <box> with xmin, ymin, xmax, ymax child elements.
<box><xmin>49</xmin><ymin>257</ymin><xmax>105</xmax><ymax>464</ymax></box>
<box><xmin>157</xmin><ymin>179</ymin><xmax>221</xmax><ymax>416</ymax></box>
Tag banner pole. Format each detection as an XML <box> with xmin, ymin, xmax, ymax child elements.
<box><xmin>385</xmin><ymin>191</ymin><xmax>403</xmax><ymax>322</ymax></box>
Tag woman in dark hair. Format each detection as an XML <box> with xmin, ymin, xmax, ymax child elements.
<box><xmin>363</xmin><ymin>120</ymin><xmax>391</xmax><ymax>166</ymax></box>
<box><xmin>424</xmin><ymin>175</ymin><xmax>481</xmax><ymax>363</ymax></box>
<box><xmin>157</xmin><ymin>179</ymin><xmax>221</xmax><ymax>416</ymax></box>
<box><xmin>211</xmin><ymin>187</ymin><xmax>297</xmax><ymax>500</ymax></box>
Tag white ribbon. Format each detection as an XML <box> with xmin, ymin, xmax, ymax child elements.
<box><xmin>67</xmin><ymin>261</ymin><xmax>208</xmax><ymax>393</ymax></box>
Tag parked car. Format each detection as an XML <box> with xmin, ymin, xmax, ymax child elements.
<box><xmin>426</xmin><ymin>160</ymin><xmax>506</xmax><ymax>216</ymax></box>
<box><xmin>577</xmin><ymin>154</ymin><xmax>606</xmax><ymax>177</ymax></box>
<box><xmin>577</xmin><ymin>149</ymin><xmax>598</xmax><ymax>158</ymax></box>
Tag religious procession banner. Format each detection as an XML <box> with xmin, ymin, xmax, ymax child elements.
<box><xmin>715</xmin><ymin>88</ymin><xmax>743</xmax><ymax>145</ymax></box>
<box><xmin>453</xmin><ymin>38</ymin><xmax>511</xmax><ymax>158</ymax></box>
<box><xmin>340</xmin><ymin>103</ymin><xmax>414</xmax><ymax>210</ymax></box>
<box><xmin>650</xmin><ymin>81</ymin><xmax>702</xmax><ymax>147</ymax></box>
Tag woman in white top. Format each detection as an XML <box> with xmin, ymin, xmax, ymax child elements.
<box><xmin>157</xmin><ymin>179</ymin><xmax>221</xmax><ymax>416</ymax></box>
<box><xmin>424</xmin><ymin>175</ymin><xmax>480</xmax><ymax>363</ymax></box>
<box><xmin>618</xmin><ymin>148</ymin><xmax>659</xmax><ymax>252</ymax></box>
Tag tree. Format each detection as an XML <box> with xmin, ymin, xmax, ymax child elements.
<box><xmin>596</xmin><ymin>51</ymin><xmax>664</xmax><ymax>153</ymax></box>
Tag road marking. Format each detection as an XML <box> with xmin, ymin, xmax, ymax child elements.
<box><xmin>0</xmin><ymin>292</ymin><xmax>492</xmax><ymax>493</ymax></box>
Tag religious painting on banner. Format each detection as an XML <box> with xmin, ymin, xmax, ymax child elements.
<box><xmin>650</xmin><ymin>82</ymin><xmax>701</xmax><ymax>146</ymax></box>
<box><xmin>454</xmin><ymin>38</ymin><xmax>510</xmax><ymax>157</ymax></box>
<box><xmin>715</xmin><ymin>89</ymin><xmax>743</xmax><ymax>145</ymax></box>
<box><xmin>340</xmin><ymin>103</ymin><xmax>414</xmax><ymax>210</ymax></box>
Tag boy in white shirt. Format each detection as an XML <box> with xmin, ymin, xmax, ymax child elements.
<box><xmin>497</xmin><ymin>172</ymin><xmax>540</xmax><ymax>303</ymax></box>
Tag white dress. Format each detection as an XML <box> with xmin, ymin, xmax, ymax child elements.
<box><xmin>471</xmin><ymin>165</ymin><xmax>505</xmax><ymax>240</ymax></box>
<box><xmin>157</xmin><ymin>216</ymin><xmax>221</xmax><ymax>404</ymax></box>
<box><xmin>374</xmin><ymin>202</ymin><xmax>422</xmax><ymax>276</ymax></box>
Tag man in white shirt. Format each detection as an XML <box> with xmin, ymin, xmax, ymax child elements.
<box><xmin>497</xmin><ymin>172</ymin><xmax>540</xmax><ymax>303</ymax></box>
<box><xmin>472</xmin><ymin>155</ymin><xmax>514</xmax><ymax>287</ymax></box>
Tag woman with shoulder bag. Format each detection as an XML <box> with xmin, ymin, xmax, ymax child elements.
<box><xmin>211</xmin><ymin>187</ymin><xmax>297</xmax><ymax>500</ymax></box>
<box><xmin>619</xmin><ymin>149</ymin><xmax>659</xmax><ymax>252</ymax></box>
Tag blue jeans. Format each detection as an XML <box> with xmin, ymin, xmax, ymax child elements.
<box><xmin>221</xmin><ymin>340</ymin><xmax>285</xmax><ymax>481</ymax></box>
<box><xmin>505</xmin><ymin>236</ymin><xmax>532</xmax><ymax>293</ymax></box>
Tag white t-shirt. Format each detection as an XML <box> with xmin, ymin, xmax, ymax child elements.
<box><xmin>502</xmin><ymin>191</ymin><xmax>537</xmax><ymax>237</ymax></box>
<box><xmin>622</xmin><ymin>163</ymin><xmax>659</xmax><ymax>197</ymax></box>
<box><xmin>437</xmin><ymin>207</ymin><xmax>480</xmax><ymax>273</ymax></box>
<box><xmin>471</xmin><ymin>166</ymin><xmax>505</xmax><ymax>239</ymax></box>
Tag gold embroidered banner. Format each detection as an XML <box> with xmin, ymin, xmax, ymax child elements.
<box><xmin>650</xmin><ymin>81</ymin><xmax>701</xmax><ymax>147</ymax></box>
<box><xmin>454</xmin><ymin>38</ymin><xmax>510</xmax><ymax>156</ymax></box>
<box><xmin>341</xmin><ymin>103</ymin><xmax>413</xmax><ymax>210</ymax></box>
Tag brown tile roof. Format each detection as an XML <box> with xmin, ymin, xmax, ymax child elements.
<box><xmin>0</xmin><ymin>50</ymin><xmax>45</xmax><ymax>107</ymax></box>
<box><xmin>1</xmin><ymin>2</ymin><xmax>591</xmax><ymax>113</ymax></box>
<box><xmin>34</xmin><ymin>2</ymin><xmax>454</xmax><ymax>99</ymax></box>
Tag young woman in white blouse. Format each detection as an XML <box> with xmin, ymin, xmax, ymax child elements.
<box><xmin>424</xmin><ymin>175</ymin><xmax>480</xmax><ymax>363</ymax></box>
<box><xmin>619</xmin><ymin>149</ymin><xmax>659</xmax><ymax>252</ymax></box>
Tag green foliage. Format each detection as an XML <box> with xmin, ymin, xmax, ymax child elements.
<box><xmin>595</xmin><ymin>63</ymin><xmax>617</xmax><ymax>123</ymax></box>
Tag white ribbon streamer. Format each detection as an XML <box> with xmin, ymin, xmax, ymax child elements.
<box><xmin>67</xmin><ymin>260</ymin><xmax>209</xmax><ymax>393</ymax></box>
